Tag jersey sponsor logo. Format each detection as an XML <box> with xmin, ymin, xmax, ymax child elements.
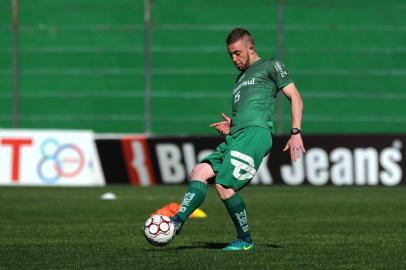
<box><xmin>274</xmin><ymin>61</ymin><xmax>288</xmax><ymax>78</ymax></box>
<box><xmin>233</xmin><ymin>78</ymin><xmax>255</xmax><ymax>103</ymax></box>
<box><xmin>233</xmin><ymin>78</ymin><xmax>255</xmax><ymax>95</ymax></box>
<box><xmin>237</xmin><ymin>74</ymin><xmax>246</xmax><ymax>83</ymax></box>
<box><xmin>230</xmin><ymin>150</ymin><xmax>256</xmax><ymax>180</ymax></box>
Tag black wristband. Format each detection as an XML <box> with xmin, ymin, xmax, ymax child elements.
<box><xmin>291</xmin><ymin>128</ymin><xmax>301</xmax><ymax>135</ymax></box>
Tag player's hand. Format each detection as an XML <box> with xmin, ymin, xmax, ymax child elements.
<box><xmin>283</xmin><ymin>134</ymin><xmax>306</xmax><ymax>161</ymax></box>
<box><xmin>210</xmin><ymin>113</ymin><xmax>231</xmax><ymax>135</ymax></box>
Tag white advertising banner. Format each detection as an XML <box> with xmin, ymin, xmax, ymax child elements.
<box><xmin>0</xmin><ymin>129</ymin><xmax>105</xmax><ymax>186</ymax></box>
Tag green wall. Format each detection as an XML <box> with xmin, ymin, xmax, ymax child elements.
<box><xmin>0</xmin><ymin>0</ymin><xmax>405</xmax><ymax>134</ymax></box>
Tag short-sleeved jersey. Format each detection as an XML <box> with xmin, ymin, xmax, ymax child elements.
<box><xmin>230</xmin><ymin>58</ymin><xmax>293</xmax><ymax>134</ymax></box>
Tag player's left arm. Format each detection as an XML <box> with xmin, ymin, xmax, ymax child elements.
<box><xmin>281</xmin><ymin>83</ymin><xmax>306</xmax><ymax>161</ymax></box>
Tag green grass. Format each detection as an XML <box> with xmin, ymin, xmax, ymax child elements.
<box><xmin>0</xmin><ymin>186</ymin><xmax>405</xmax><ymax>269</ymax></box>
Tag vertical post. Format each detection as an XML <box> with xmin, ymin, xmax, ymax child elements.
<box><xmin>144</xmin><ymin>0</ymin><xmax>152</xmax><ymax>134</ymax></box>
<box><xmin>11</xmin><ymin>0</ymin><xmax>20</xmax><ymax>128</ymax></box>
<box><xmin>276</xmin><ymin>0</ymin><xmax>285</xmax><ymax>135</ymax></box>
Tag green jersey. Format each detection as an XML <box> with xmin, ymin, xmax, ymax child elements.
<box><xmin>230</xmin><ymin>58</ymin><xmax>293</xmax><ymax>134</ymax></box>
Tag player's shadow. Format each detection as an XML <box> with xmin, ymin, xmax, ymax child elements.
<box><xmin>146</xmin><ymin>242</ymin><xmax>283</xmax><ymax>251</ymax></box>
<box><xmin>170</xmin><ymin>242</ymin><xmax>283</xmax><ymax>250</ymax></box>
<box><xmin>193</xmin><ymin>242</ymin><xmax>284</xmax><ymax>250</ymax></box>
<box><xmin>265</xmin><ymin>244</ymin><xmax>283</xmax><ymax>249</ymax></box>
<box><xmin>196</xmin><ymin>242</ymin><xmax>229</xmax><ymax>249</ymax></box>
<box><xmin>170</xmin><ymin>242</ymin><xmax>229</xmax><ymax>250</ymax></box>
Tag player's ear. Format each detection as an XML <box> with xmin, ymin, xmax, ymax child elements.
<box><xmin>248</xmin><ymin>44</ymin><xmax>255</xmax><ymax>54</ymax></box>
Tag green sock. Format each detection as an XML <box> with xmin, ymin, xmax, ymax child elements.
<box><xmin>223</xmin><ymin>192</ymin><xmax>253</xmax><ymax>243</ymax></box>
<box><xmin>177</xmin><ymin>180</ymin><xmax>208</xmax><ymax>222</ymax></box>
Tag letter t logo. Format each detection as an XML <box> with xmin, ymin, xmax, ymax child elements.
<box><xmin>1</xmin><ymin>138</ymin><xmax>33</xmax><ymax>182</ymax></box>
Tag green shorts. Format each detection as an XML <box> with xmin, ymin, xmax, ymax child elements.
<box><xmin>201</xmin><ymin>126</ymin><xmax>272</xmax><ymax>191</ymax></box>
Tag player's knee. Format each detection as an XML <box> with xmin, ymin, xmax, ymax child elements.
<box><xmin>190</xmin><ymin>163</ymin><xmax>214</xmax><ymax>182</ymax></box>
<box><xmin>215</xmin><ymin>184</ymin><xmax>235</xmax><ymax>200</ymax></box>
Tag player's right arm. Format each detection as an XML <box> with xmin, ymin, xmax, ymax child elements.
<box><xmin>210</xmin><ymin>113</ymin><xmax>231</xmax><ymax>135</ymax></box>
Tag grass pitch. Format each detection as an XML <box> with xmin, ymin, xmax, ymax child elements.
<box><xmin>0</xmin><ymin>186</ymin><xmax>405</xmax><ymax>269</ymax></box>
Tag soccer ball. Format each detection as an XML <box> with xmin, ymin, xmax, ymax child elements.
<box><xmin>144</xmin><ymin>214</ymin><xmax>175</xmax><ymax>246</ymax></box>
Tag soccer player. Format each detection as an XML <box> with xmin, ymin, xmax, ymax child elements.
<box><xmin>171</xmin><ymin>28</ymin><xmax>305</xmax><ymax>251</ymax></box>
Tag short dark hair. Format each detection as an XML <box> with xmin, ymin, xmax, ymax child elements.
<box><xmin>226</xmin><ymin>28</ymin><xmax>255</xmax><ymax>46</ymax></box>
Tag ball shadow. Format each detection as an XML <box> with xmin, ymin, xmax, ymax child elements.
<box><xmin>145</xmin><ymin>242</ymin><xmax>229</xmax><ymax>251</ymax></box>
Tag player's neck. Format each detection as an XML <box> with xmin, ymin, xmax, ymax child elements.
<box><xmin>249</xmin><ymin>55</ymin><xmax>261</xmax><ymax>66</ymax></box>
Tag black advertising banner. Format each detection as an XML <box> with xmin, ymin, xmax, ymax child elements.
<box><xmin>270</xmin><ymin>134</ymin><xmax>405</xmax><ymax>186</ymax></box>
<box><xmin>146</xmin><ymin>134</ymin><xmax>405</xmax><ymax>186</ymax></box>
<box><xmin>96</xmin><ymin>134</ymin><xmax>405</xmax><ymax>186</ymax></box>
<box><xmin>147</xmin><ymin>136</ymin><xmax>223</xmax><ymax>184</ymax></box>
<box><xmin>96</xmin><ymin>139</ymin><xmax>130</xmax><ymax>184</ymax></box>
